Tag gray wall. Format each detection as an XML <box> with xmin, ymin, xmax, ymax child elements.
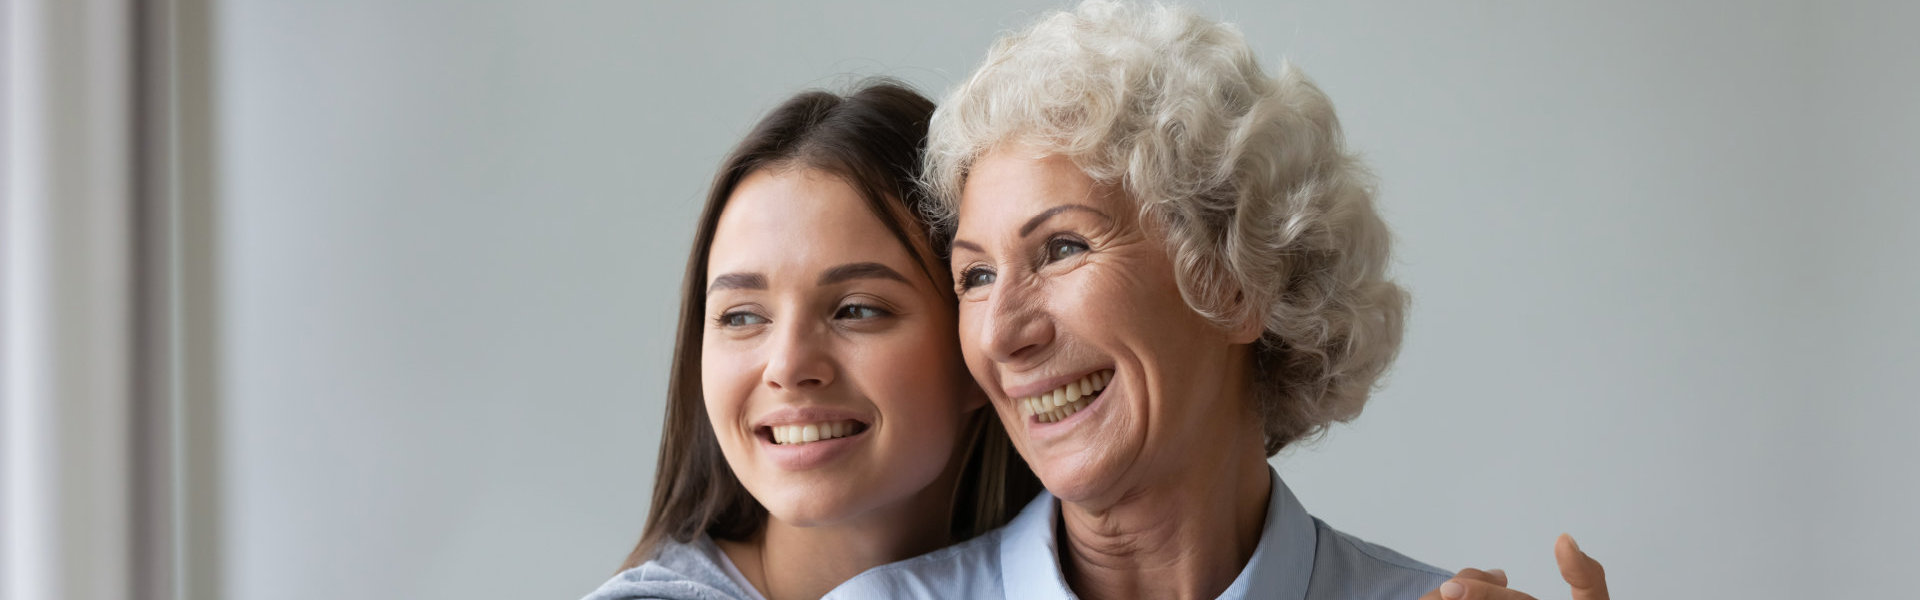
<box><xmin>182</xmin><ymin>1</ymin><xmax>1917</xmax><ymax>599</ymax></box>
<box><xmin>1800</xmin><ymin>2</ymin><xmax>1920</xmax><ymax>595</ymax></box>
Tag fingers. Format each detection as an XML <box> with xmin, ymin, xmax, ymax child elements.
<box><xmin>1555</xmin><ymin>533</ymin><xmax>1610</xmax><ymax>600</ymax></box>
<box><xmin>1418</xmin><ymin>576</ymin><xmax>1539</xmax><ymax>600</ymax></box>
<box><xmin>1424</xmin><ymin>534</ymin><xmax>1607</xmax><ymax>600</ymax></box>
<box><xmin>1453</xmin><ymin>567</ymin><xmax>1508</xmax><ymax>587</ymax></box>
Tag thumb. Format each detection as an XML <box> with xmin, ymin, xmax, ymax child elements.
<box><xmin>1555</xmin><ymin>533</ymin><xmax>1609</xmax><ymax>600</ymax></box>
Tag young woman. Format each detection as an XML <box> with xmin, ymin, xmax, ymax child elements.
<box><xmin>581</xmin><ymin>83</ymin><xmax>1040</xmax><ymax>600</ymax></box>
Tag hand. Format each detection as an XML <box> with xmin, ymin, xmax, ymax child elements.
<box><xmin>1553</xmin><ymin>533</ymin><xmax>1608</xmax><ymax>600</ymax></box>
<box><xmin>1416</xmin><ymin>533</ymin><xmax>1609</xmax><ymax>600</ymax></box>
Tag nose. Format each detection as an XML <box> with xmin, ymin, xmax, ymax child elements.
<box><xmin>764</xmin><ymin>319</ymin><xmax>834</xmax><ymax>391</ymax></box>
<box><xmin>977</xmin><ymin>277</ymin><xmax>1055</xmax><ymax>365</ymax></box>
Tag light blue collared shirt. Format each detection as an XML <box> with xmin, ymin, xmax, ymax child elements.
<box><xmin>828</xmin><ymin>468</ymin><xmax>1450</xmax><ymax>599</ymax></box>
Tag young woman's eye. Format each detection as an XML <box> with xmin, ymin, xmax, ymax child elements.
<box><xmin>717</xmin><ymin>311</ymin><xmax>769</xmax><ymax>327</ymax></box>
<box><xmin>958</xmin><ymin>267</ymin><xmax>996</xmax><ymax>291</ymax></box>
<box><xmin>1046</xmin><ymin>237</ymin><xmax>1089</xmax><ymax>262</ymax></box>
<box><xmin>834</xmin><ymin>304</ymin><xmax>890</xmax><ymax>320</ymax></box>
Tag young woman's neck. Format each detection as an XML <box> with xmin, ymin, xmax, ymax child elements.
<box><xmin>719</xmin><ymin>463</ymin><xmax>964</xmax><ymax>600</ymax></box>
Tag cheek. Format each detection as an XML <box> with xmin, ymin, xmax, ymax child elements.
<box><xmin>851</xmin><ymin>326</ymin><xmax>972</xmax><ymax>428</ymax></box>
<box><xmin>955</xmin><ymin>306</ymin><xmax>993</xmax><ymax>382</ymax></box>
<box><xmin>1048</xmin><ymin>268</ymin><xmax>1140</xmax><ymax>340</ymax></box>
<box><xmin>1083</xmin><ymin>251</ymin><xmax>1195</xmax><ymax>337</ymax></box>
<box><xmin>699</xmin><ymin>343</ymin><xmax>756</xmax><ymax>429</ymax></box>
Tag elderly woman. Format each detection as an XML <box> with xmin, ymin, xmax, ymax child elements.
<box><xmin>831</xmin><ymin>2</ymin><xmax>1608</xmax><ymax>599</ymax></box>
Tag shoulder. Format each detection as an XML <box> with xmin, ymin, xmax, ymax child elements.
<box><xmin>824</xmin><ymin>527</ymin><xmax>1007</xmax><ymax>599</ymax></box>
<box><xmin>580</xmin><ymin>537</ymin><xmax>757</xmax><ymax>600</ymax></box>
<box><xmin>1304</xmin><ymin>517</ymin><xmax>1452</xmax><ymax>600</ymax></box>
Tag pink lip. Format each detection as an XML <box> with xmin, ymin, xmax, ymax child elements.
<box><xmin>751</xmin><ymin>405</ymin><xmax>873</xmax><ymax>471</ymax></box>
<box><xmin>758</xmin><ymin>427</ymin><xmax>868</xmax><ymax>471</ymax></box>
<box><xmin>751</xmin><ymin>406</ymin><xmax>872</xmax><ymax>430</ymax></box>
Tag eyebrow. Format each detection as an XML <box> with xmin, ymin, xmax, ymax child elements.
<box><xmin>707</xmin><ymin>272</ymin><xmax>767</xmax><ymax>293</ymax></box>
<box><xmin>818</xmin><ymin>262</ymin><xmax>910</xmax><ymax>286</ymax></box>
<box><xmin>1018</xmin><ymin>204</ymin><xmax>1109</xmax><ymax>238</ymax></box>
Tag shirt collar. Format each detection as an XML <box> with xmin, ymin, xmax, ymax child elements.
<box><xmin>1220</xmin><ymin>467</ymin><xmax>1316</xmax><ymax>600</ymax></box>
<box><xmin>998</xmin><ymin>488</ymin><xmax>1075</xmax><ymax>599</ymax></box>
<box><xmin>998</xmin><ymin>467</ymin><xmax>1317</xmax><ymax>600</ymax></box>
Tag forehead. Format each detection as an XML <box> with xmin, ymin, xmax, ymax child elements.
<box><xmin>956</xmin><ymin>147</ymin><xmax>1107</xmax><ymax>231</ymax></box>
<box><xmin>709</xmin><ymin>167</ymin><xmax>917</xmax><ymax>278</ymax></box>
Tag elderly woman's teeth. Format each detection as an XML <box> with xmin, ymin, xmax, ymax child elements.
<box><xmin>769</xmin><ymin>420</ymin><xmax>861</xmax><ymax>445</ymax></box>
<box><xmin>1019</xmin><ymin>370</ymin><xmax>1113</xmax><ymax>422</ymax></box>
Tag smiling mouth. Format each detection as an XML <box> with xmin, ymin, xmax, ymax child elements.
<box><xmin>1017</xmin><ymin>370</ymin><xmax>1113</xmax><ymax>423</ymax></box>
<box><xmin>760</xmin><ymin>420</ymin><xmax>868</xmax><ymax>445</ymax></box>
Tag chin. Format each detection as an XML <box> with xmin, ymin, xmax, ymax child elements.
<box><xmin>1029</xmin><ymin>448</ymin><xmax>1124</xmax><ymax>506</ymax></box>
<box><xmin>762</xmin><ymin>490</ymin><xmax>860</xmax><ymax>527</ymax></box>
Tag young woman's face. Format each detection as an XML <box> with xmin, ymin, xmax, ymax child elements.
<box><xmin>702</xmin><ymin>167</ymin><xmax>980</xmax><ymax>526</ymax></box>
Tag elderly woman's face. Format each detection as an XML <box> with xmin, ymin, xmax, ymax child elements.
<box><xmin>950</xmin><ymin>146</ymin><xmax>1253</xmax><ymax>504</ymax></box>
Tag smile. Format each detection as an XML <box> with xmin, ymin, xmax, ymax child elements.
<box><xmin>1017</xmin><ymin>370</ymin><xmax>1113</xmax><ymax>423</ymax></box>
<box><xmin>764</xmin><ymin>420</ymin><xmax>866</xmax><ymax>445</ymax></box>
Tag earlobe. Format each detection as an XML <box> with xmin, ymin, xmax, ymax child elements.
<box><xmin>1229</xmin><ymin>315</ymin><xmax>1265</xmax><ymax>345</ymax></box>
<box><xmin>1225</xmin><ymin>292</ymin><xmax>1266</xmax><ymax>345</ymax></box>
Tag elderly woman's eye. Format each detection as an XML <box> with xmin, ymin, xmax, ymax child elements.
<box><xmin>1046</xmin><ymin>237</ymin><xmax>1089</xmax><ymax>262</ymax></box>
<box><xmin>959</xmin><ymin>267</ymin><xmax>996</xmax><ymax>291</ymax></box>
<box><xmin>834</xmin><ymin>304</ymin><xmax>890</xmax><ymax>320</ymax></box>
<box><xmin>717</xmin><ymin>311</ymin><xmax>768</xmax><ymax>327</ymax></box>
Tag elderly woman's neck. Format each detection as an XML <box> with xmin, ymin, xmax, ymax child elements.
<box><xmin>1056</xmin><ymin>421</ymin><xmax>1273</xmax><ymax>600</ymax></box>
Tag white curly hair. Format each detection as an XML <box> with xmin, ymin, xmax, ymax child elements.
<box><xmin>924</xmin><ymin>0</ymin><xmax>1408</xmax><ymax>454</ymax></box>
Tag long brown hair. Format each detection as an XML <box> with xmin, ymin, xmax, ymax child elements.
<box><xmin>621</xmin><ymin>81</ymin><xmax>1041</xmax><ymax>569</ymax></box>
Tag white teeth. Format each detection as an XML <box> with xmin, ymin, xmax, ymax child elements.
<box><xmin>1015</xmin><ymin>370</ymin><xmax>1113</xmax><ymax>419</ymax></box>
<box><xmin>768</xmin><ymin>420</ymin><xmax>860</xmax><ymax>445</ymax></box>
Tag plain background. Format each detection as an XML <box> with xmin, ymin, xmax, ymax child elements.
<box><xmin>173</xmin><ymin>1</ymin><xmax>1917</xmax><ymax>599</ymax></box>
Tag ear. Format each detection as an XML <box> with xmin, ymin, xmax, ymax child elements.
<box><xmin>1224</xmin><ymin>290</ymin><xmax>1267</xmax><ymax>345</ymax></box>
